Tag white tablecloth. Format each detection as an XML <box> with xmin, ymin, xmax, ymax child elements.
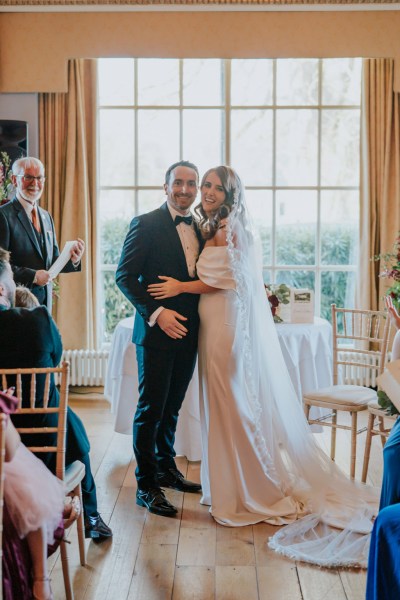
<box><xmin>104</xmin><ymin>316</ymin><xmax>332</xmax><ymax>461</ymax></box>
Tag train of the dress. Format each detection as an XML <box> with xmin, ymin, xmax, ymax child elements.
<box><xmin>196</xmin><ymin>199</ymin><xmax>379</xmax><ymax>568</ymax></box>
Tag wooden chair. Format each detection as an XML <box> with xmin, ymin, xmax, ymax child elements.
<box><xmin>304</xmin><ymin>304</ymin><xmax>391</xmax><ymax>479</ymax></box>
<box><xmin>361</xmin><ymin>402</ymin><xmax>397</xmax><ymax>483</ymax></box>
<box><xmin>0</xmin><ymin>362</ymin><xmax>86</xmax><ymax>600</ymax></box>
<box><xmin>0</xmin><ymin>413</ymin><xmax>6</xmax><ymax>600</ymax></box>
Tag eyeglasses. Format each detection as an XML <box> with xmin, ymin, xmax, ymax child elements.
<box><xmin>17</xmin><ymin>174</ymin><xmax>46</xmax><ymax>184</ymax></box>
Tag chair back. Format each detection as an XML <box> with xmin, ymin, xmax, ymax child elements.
<box><xmin>0</xmin><ymin>362</ymin><xmax>70</xmax><ymax>482</ymax></box>
<box><xmin>331</xmin><ymin>304</ymin><xmax>391</xmax><ymax>387</ymax></box>
<box><xmin>0</xmin><ymin>413</ymin><xmax>6</xmax><ymax>600</ymax></box>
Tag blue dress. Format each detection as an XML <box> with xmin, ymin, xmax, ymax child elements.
<box><xmin>380</xmin><ymin>417</ymin><xmax>400</xmax><ymax>509</ymax></box>
<box><xmin>366</xmin><ymin>504</ymin><xmax>400</xmax><ymax>599</ymax></box>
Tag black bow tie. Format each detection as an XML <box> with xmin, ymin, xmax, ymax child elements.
<box><xmin>175</xmin><ymin>215</ymin><xmax>192</xmax><ymax>226</ymax></box>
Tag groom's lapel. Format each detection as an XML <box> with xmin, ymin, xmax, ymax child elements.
<box><xmin>158</xmin><ymin>203</ymin><xmax>190</xmax><ymax>276</ymax></box>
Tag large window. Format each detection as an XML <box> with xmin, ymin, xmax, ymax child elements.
<box><xmin>98</xmin><ymin>58</ymin><xmax>361</xmax><ymax>344</ymax></box>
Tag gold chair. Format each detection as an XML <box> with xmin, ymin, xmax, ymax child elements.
<box><xmin>0</xmin><ymin>362</ymin><xmax>86</xmax><ymax>600</ymax></box>
<box><xmin>304</xmin><ymin>304</ymin><xmax>391</xmax><ymax>479</ymax></box>
<box><xmin>361</xmin><ymin>402</ymin><xmax>397</xmax><ymax>483</ymax></box>
<box><xmin>0</xmin><ymin>412</ymin><xmax>6</xmax><ymax>600</ymax></box>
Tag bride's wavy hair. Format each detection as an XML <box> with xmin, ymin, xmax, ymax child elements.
<box><xmin>194</xmin><ymin>166</ymin><xmax>244</xmax><ymax>239</ymax></box>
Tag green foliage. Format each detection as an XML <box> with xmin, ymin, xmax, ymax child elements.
<box><xmin>100</xmin><ymin>218</ymin><xmax>132</xmax><ymax>341</ymax></box>
<box><xmin>373</xmin><ymin>232</ymin><xmax>400</xmax><ymax>312</ymax></box>
<box><xmin>103</xmin><ymin>271</ymin><xmax>133</xmax><ymax>342</ymax></box>
<box><xmin>101</xmin><ymin>218</ymin><xmax>130</xmax><ymax>265</ymax></box>
<box><xmin>100</xmin><ymin>217</ymin><xmax>357</xmax><ymax>340</ymax></box>
<box><xmin>377</xmin><ymin>389</ymin><xmax>400</xmax><ymax>416</ymax></box>
<box><xmin>0</xmin><ymin>151</ymin><xmax>13</xmax><ymax>206</ymax></box>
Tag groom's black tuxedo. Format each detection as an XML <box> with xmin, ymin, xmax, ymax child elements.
<box><xmin>0</xmin><ymin>198</ymin><xmax>80</xmax><ymax>310</ymax></box>
<box><xmin>117</xmin><ymin>202</ymin><xmax>201</xmax><ymax>350</ymax></box>
<box><xmin>116</xmin><ymin>201</ymin><xmax>202</xmax><ymax>490</ymax></box>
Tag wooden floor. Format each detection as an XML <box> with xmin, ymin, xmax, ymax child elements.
<box><xmin>48</xmin><ymin>398</ymin><xmax>386</xmax><ymax>600</ymax></box>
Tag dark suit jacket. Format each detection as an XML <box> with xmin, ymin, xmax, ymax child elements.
<box><xmin>0</xmin><ymin>198</ymin><xmax>80</xmax><ymax>310</ymax></box>
<box><xmin>0</xmin><ymin>305</ymin><xmax>90</xmax><ymax>468</ymax></box>
<box><xmin>116</xmin><ymin>202</ymin><xmax>202</xmax><ymax>351</ymax></box>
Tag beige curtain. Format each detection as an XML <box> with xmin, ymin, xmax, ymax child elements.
<box><xmin>39</xmin><ymin>59</ymin><xmax>98</xmax><ymax>349</ymax></box>
<box><xmin>359</xmin><ymin>58</ymin><xmax>400</xmax><ymax>311</ymax></box>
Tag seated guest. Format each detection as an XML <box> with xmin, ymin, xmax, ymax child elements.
<box><xmin>366</xmin><ymin>503</ymin><xmax>400</xmax><ymax>600</ymax></box>
<box><xmin>1</xmin><ymin>389</ymin><xmax>64</xmax><ymax>600</ymax></box>
<box><xmin>15</xmin><ymin>285</ymin><xmax>40</xmax><ymax>308</ymax></box>
<box><xmin>379</xmin><ymin>296</ymin><xmax>400</xmax><ymax>509</ymax></box>
<box><xmin>366</xmin><ymin>296</ymin><xmax>400</xmax><ymax>599</ymax></box>
<box><xmin>0</xmin><ymin>247</ymin><xmax>112</xmax><ymax>542</ymax></box>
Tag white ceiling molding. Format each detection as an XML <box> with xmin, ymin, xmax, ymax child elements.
<box><xmin>1</xmin><ymin>0</ymin><xmax>400</xmax><ymax>13</ymax></box>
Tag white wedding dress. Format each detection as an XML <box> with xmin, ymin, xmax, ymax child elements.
<box><xmin>195</xmin><ymin>221</ymin><xmax>379</xmax><ymax>567</ymax></box>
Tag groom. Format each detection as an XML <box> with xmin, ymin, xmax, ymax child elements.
<box><xmin>116</xmin><ymin>160</ymin><xmax>202</xmax><ymax>517</ymax></box>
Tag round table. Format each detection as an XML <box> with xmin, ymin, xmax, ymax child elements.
<box><xmin>104</xmin><ymin>316</ymin><xmax>332</xmax><ymax>460</ymax></box>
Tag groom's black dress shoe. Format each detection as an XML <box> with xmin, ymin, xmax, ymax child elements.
<box><xmin>136</xmin><ymin>487</ymin><xmax>178</xmax><ymax>517</ymax></box>
<box><xmin>84</xmin><ymin>513</ymin><xmax>113</xmax><ymax>542</ymax></box>
<box><xmin>158</xmin><ymin>468</ymin><xmax>202</xmax><ymax>493</ymax></box>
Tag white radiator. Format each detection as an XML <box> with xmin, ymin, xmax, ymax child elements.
<box><xmin>62</xmin><ymin>349</ymin><xmax>109</xmax><ymax>386</ymax></box>
<box><xmin>338</xmin><ymin>350</ymin><xmax>382</xmax><ymax>388</ymax></box>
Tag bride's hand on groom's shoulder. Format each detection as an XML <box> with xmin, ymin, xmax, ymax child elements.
<box><xmin>148</xmin><ymin>276</ymin><xmax>182</xmax><ymax>299</ymax></box>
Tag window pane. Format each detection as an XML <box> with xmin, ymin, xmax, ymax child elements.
<box><xmin>322</xmin><ymin>58</ymin><xmax>362</xmax><ymax>105</ymax></box>
<box><xmin>138</xmin><ymin>110</ymin><xmax>179</xmax><ymax>185</ymax></box>
<box><xmin>321</xmin><ymin>271</ymin><xmax>356</xmax><ymax>321</ymax></box>
<box><xmin>246</xmin><ymin>190</ymin><xmax>273</xmax><ymax>265</ymax></box>
<box><xmin>231</xmin><ymin>109</ymin><xmax>273</xmax><ymax>186</ymax></box>
<box><xmin>101</xmin><ymin>271</ymin><xmax>134</xmax><ymax>343</ymax></box>
<box><xmin>263</xmin><ymin>270</ymin><xmax>271</xmax><ymax>284</ymax></box>
<box><xmin>276</xmin><ymin>109</ymin><xmax>318</xmax><ymax>186</ymax></box>
<box><xmin>231</xmin><ymin>59</ymin><xmax>273</xmax><ymax>106</ymax></box>
<box><xmin>99</xmin><ymin>110</ymin><xmax>134</xmax><ymax>186</ymax></box>
<box><xmin>321</xmin><ymin>109</ymin><xmax>360</xmax><ymax>187</ymax></box>
<box><xmin>182</xmin><ymin>110</ymin><xmax>222</xmax><ymax>177</ymax></box>
<box><xmin>276</xmin><ymin>59</ymin><xmax>318</xmax><ymax>106</ymax></box>
<box><xmin>276</xmin><ymin>270</ymin><xmax>315</xmax><ymax>290</ymax></box>
<box><xmin>321</xmin><ymin>191</ymin><xmax>359</xmax><ymax>266</ymax></box>
<box><xmin>98</xmin><ymin>59</ymin><xmax>134</xmax><ymax>106</ymax></box>
<box><xmin>138</xmin><ymin>59</ymin><xmax>179</xmax><ymax>106</ymax></box>
<box><xmin>100</xmin><ymin>214</ymin><xmax>130</xmax><ymax>266</ymax></box>
<box><xmin>275</xmin><ymin>190</ymin><xmax>317</xmax><ymax>266</ymax></box>
<box><xmin>99</xmin><ymin>190</ymin><xmax>134</xmax><ymax>265</ymax></box>
<box><xmin>138</xmin><ymin>189</ymin><xmax>166</xmax><ymax>215</ymax></box>
<box><xmin>183</xmin><ymin>59</ymin><xmax>222</xmax><ymax>106</ymax></box>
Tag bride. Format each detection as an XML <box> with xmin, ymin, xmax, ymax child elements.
<box><xmin>148</xmin><ymin>165</ymin><xmax>379</xmax><ymax>567</ymax></box>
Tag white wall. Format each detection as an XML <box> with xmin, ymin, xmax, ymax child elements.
<box><xmin>0</xmin><ymin>94</ymin><xmax>39</xmax><ymax>156</ymax></box>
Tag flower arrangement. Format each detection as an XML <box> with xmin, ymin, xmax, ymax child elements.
<box><xmin>0</xmin><ymin>152</ymin><xmax>13</xmax><ymax>206</ymax></box>
<box><xmin>373</xmin><ymin>233</ymin><xmax>400</xmax><ymax>311</ymax></box>
<box><xmin>265</xmin><ymin>283</ymin><xmax>291</xmax><ymax>323</ymax></box>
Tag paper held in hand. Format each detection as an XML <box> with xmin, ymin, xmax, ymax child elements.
<box><xmin>48</xmin><ymin>241</ymin><xmax>76</xmax><ymax>280</ymax></box>
<box><xmin>377</xmin><ymin>360</ymin><xmax>400</xmax><ymax>413</ymax></box>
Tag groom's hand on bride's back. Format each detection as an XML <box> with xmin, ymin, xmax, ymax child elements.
<box><xmin>156</xmin><ymin>309</ymin><xmax>188</xmax><ymax>339</ymax></box>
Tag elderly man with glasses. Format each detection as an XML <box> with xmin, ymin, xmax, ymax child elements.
<box><xmin>0</xmin><ymin>157</ymin><xmax>85</xmax><ymax>311</ymax></box>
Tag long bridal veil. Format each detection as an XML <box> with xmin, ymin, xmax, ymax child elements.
<box><xmin>225</xmin><ymin>172</ymin><xmax>379</xmax><ymax>567</ymax></box>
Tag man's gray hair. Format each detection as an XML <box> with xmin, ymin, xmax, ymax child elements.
<box><xmin>12</xmin><ymin>157</ymin><xmax>45</xmax><ymax>176</ymax></box>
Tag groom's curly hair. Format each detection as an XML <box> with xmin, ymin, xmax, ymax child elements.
<box><xmin>194</xmin><ymin>166</ymin><xmax>244</xmax><ymax>240</ymax></box>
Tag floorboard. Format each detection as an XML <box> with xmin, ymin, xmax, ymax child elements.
<box><xmin>47</xmin><ymin>398</ymin><xmax>382</xmax><ymax>599</ymax></box>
